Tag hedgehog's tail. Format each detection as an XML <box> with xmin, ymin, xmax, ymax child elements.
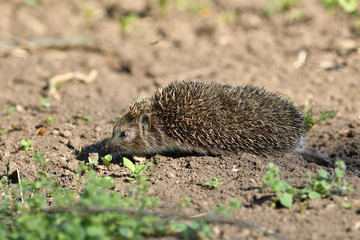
<box><xmin>293</xmin><ymin>147</ymin><xmax>333</xmax><ymax>167</ymax></box>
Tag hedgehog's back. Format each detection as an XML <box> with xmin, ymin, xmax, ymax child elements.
<box><xmin>153</xmin><ymin>81</ymin><xmax>305</xmax><ymax>156</ymax></box>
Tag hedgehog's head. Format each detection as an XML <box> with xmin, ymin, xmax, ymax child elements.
<box><xmin>105</xmin><ymin>98</ymin><xmax>161</xmax><ymax>156</ymax></box>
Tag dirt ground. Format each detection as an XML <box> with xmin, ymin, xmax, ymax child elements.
<box><xmin>1</xmin><ymin>0</ymin><xmax>360</xmax><ymax>239</ymax></box>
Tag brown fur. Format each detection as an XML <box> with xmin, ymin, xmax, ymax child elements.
<box><xmin>105</xmin><ymin>81</ymin><xmax>331</xmax><ymax>165</ymax></box>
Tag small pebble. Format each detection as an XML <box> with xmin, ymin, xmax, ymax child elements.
<box><xmin>60</xmin><ymin>130</ymin><xmax>72</xmax><ymax>138</ymax></box>
<box><xmin>94</xmin><ymin>126</ymin><xmax>102</xmax><ymax>132</ymax></box>
<box><xmin>167</xmin><ymin>172</ymin><xmax>176</xmax><ymax>178</ymax></box>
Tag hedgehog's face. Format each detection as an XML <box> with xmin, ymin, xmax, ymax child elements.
<box><xmin>105</xmin><ymin>112</ymin><xmax>152</xmax><ymax>156</ymax></box>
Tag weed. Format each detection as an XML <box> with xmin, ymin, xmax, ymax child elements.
<box><xmin>265</xmin><ymin>0</ymin><xmax>301</xmax><ymax>15</ymax></box>
<box><xmin>320</xmin><ymin>0</ymin><xmax>358</xmax><ymax>13</ymax></box>
<box><xmin>7</xmin><ymin>105</ymin><xmax>16</xmax><ymax>114</ymax></box>
<box><xmin>175</xmin><ymin>0</ymin><xmax>188</xmax><ymax>11</ymax></box>
<box><xmin>32</xmin><ymin>152</ymin><xmax>51</xmax><ymax>170</ymax></box>
<box><xmin>229</xmin><ymin>198</ymin><xmax>243</xmax><ymax>211</ymax></box>
<box><xmin>101</xmin><ymin>154</ymin><xmax>112</xmax><ymax>167</ymax></box>
<box><xmin>46</xmin><ymin>117</ymin><xmax>56</xmax><ymax>123</ymax></box>
<box><xmin>23</xmin><ymin>0</ymin><xmax>41</xmax><ymax>6</ymax></box>
<box><xmin>263</xmin><ymin>161</ymin><xmax>353</xmax><ymax>208</ymax></box>
<box><xmin>20</xmin><ymin>139</ymin><xmax>33</xmax><ymax>151</ymax></box>
<box><xmin>156</xmin><ymin>0</ymin><xmax>172</xmax><ymax>11</ymax></box>
<box><xmin>203</xmin><ymin>178</ymin><xmax>222</xmax><ymax>189</ymax></box>
<box><xmin>115</xmin><ymin>115</ymin><xmax>123</xmax><ymax>120</ymax></box>
<box><xmin>79</xmin><ymin>4</ymin><xmax>96</xmax><ymax>27</ymax></box>
<box><xmin>118</xmin><ymin>13</ymin><xmax>138</xmax><ymax>32</ymax></box>
<box><xmin>123</xmin><ymin>157</ymin><xmax>153</xmax><ymax>181</ymax></box>
<box><xmin>86</xmin><ymin>156</ymin><xmax>99</xmax><ymax>170</ymax></box>
<box><xmin>2</xmin><ymin>128</ymin><xmax>8</xmax><ymax>134</ymax></box>
<box><xmin>47</xmin><ymin>78</ymin><xmax>64</xmax><ymax>90</ymax></box>
<box><xmin>170</xmin><ymin>220</ymin><xmax>213</xmax><ymax>239</ymax></box>
<box><xmin>176</xmin><ymin>197</ymin><xmax>192</xmax><ymax>209</ymax></box>
<box><xmin>189</xmin><ymin>2</ymin><xmax>211</xmax><ymax>18</ymax></box>
<box><xmin>82</xmin><ymin>115</ymin><xmax>91</xmax><ymax>123</ymax></box>
<box><xmin>41</xmin><ymin>97</ymin><xmax>52</xmax><ymax>108</ymax></box>
<box><xmin>217</xmin><ymin>11</ymin><xmax>236</xmax><ymax>27</ymax></box>
<box><xmin>0</xmin><ymin>161</ymin><xmax>216</xmax><ymax>239</ymax></box>
<box><xmin>155</xmin><ymin>0</ymin><xmax>189</xmax><ymax>12</ymax></box>
<box><xmin>210</xmin><ymin>198</ymin><xmax>242</xmax><ymax>219</ymax></box>
<box><xmin>263</xmin><ymin>163</ymin><xmax>296</xmax><ymax>208</ymax></box>
<box><xmin>342</xmin><ymin>202</ymin><xmax>352</xmax><ymax>209</ymax></box>
<box><xmin>32</xmin><ymin>152</ymin><xmax>45</xmax><ymax>164</ymax></box>
<box><xmin>338</xmin><ymin>0</ymin><xmax>358</xmax><ymax>13</ymax></box>
<box><xmin>304</xmin><ymin>104</ymin><xmax>337</xmax><ymax>132</ymax></box>
<box><xmin>301</xmin><ymin>160</ymin><xmax>353</xmax><ymax>199</ymax></box>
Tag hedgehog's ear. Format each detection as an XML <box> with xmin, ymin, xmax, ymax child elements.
<box><xmin>139</xmin><ymin>113</ymin><xmax>151</xmax><ymax>134</ymax></box>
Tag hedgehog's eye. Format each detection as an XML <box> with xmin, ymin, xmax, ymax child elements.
<box><xmin>119</xmin><ymin>131</ymin><xmax>127</xmax><ymax>138</ymax></box>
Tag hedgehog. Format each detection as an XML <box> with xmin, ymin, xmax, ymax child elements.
<box><xmin>105</xmin><ymin>80</ymin><xmax>331</xmax><ymax>166</ymax></box>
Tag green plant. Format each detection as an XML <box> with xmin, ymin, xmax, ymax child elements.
<box><xmin>123</xmin><ymin>157</ymin><xmax>153</xmax><ymax>181</ymax></box>
<box><xmin>304</xmin><ymin>105</ymin><xmax>337</xmax><ymax>132</ymax></box>
<box><xmin>301</xmin><ymin>160</ymin><xmax>353</xmax><ymax>199</ymax></box>
<box><xmin>217</xmin><ymin>11</ymin><xmax>236</xmax><ymax>26</ymax></box>
<box><xmin>188</xmin><ymin>2</ymin><xmax>211</xmax><ymax>17</ymax></box>
<box><xmin>41</xmin><ymin>97</ymin><xmax>52</xmax><ymax>108</ymax></box>
<box><xmin>209</xmin><ymin>198</ymin><xmax>242</xmax><ymax>219</ymax></box>
<box><xmin>115</xmin><ymin>115</ymin><xmax>123</xmax><ymax>120</ymax></box>
<box><xmin>7</xmin><ymin>105</ymin><xmax>16</xmax><ymax>114</ymax></box>
<box><xmin>263</xmin><ymin>163</ymin><xmax>296</xmax><ymax>208</ymax></box>
<box><xmin>79</xmin><ymin>4</ymin><xmax>96</xmax><ymax>27</ymax></box>
<box><xmin>156</xmin><ymin>0</ymin><xmax>172</xmax><ymax>11</ymax></box>
<box><xmin>338</xmin><ymin>0</ymin><xmax>358</xmax><ymax>12</ymax></box>
<box><xmin>2</xmin><ymin>128</ymin><xmax>8</xmax><ymax>134</ymax></box>
<box><xmin>265</xmin><ymin>0</ymin><xmax>301</xmax><ymax>15</ymax></box>
<box><xmin>320</xmin><ymin>0</ymin><xmax>358</xmax><ymax>13</ymax></box>
<box><xmin>118</xmin><ymin>13</ymin><xmax>138</xmax><ymax>32</ymax></box>
<box><xmin>46</xmin><ymin>117</ymin><xmax>56</xmax><ymax>123</ymax></box>
<box><xmin>82</xmin><ymin>115</ymin><xmax>91</xmax><ymax>123</ymax></box>
<box><xmin>176</xmin><ymin>197</ymin><xmax>192</xmax><ymax>209</ymax></box>
<box><xmin>170</xmin><ymin>220</ymin><xmax>213</xmax><ymax>239</ymax></box>
<box><xmin>203</xmin><ymin>178</ymin><xmax>222</xmax><ymax>189</ymax></box>
<box><xmin>23</xmin><ymin>0</ymin><xmax>41</xmax><ymax>6</ymax></box>
<box><xmin>101</xmin><ymin>154</ymin><xmax>113</xmax><ymax>167</ymax></box>
<box><xmin>342</xmin><ymin>202</ymin><xmax>352</xmax><ymax>209</ymax></box>
<box><xmin>86</xmin><ymin>156</ymin><xmax>99</xmax><ymax>170</ymax></box>
<box><xmin>32</xmin><ymin>152</ymin><xmax>51</xmax><ymax>170</ymax></box>
<box><xmin>47</xmin><ymin>78</ymin><xmax>64</xmax><ymax>90</ymax></box>
<box><xmin>154</xmin><ymin>0</ymin><xmax>190</xmax><ymax>12</ymax></box>
<box><xmin>20</xmin><ymin>139</ymin><xmax>33</xmax><ymax>151</ymax></box>
<box><xmin>263</xmin><ymin>161</ymin><xmax>353</xmax><ymax>208</ymax></box>
<box><xmin>0</xmin><ymin>160</ymin><xmax>218</xmax><ymax>240</ymax></box>
<box><xmin>32</xmin><ymin>152</ymin><xmax>45</xmax><ymax>164</ymax></box>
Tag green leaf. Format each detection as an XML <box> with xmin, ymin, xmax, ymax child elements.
<box><xmin>335</xmin><ymin>160</ymin><xmax>345</xmax><ymax>169</ymax></box>
<box><xmin>82</xmin><ymin>115</ymin><xmax>91</xmax><ymax>122</ymax></box>
<box><xmin>229</xmin><ymin>198</ymin><xmax>242</xmax><ymax>211</ymax></box>
<box><xmin>41</xmin><ymin>97</ymin><xmax>52</xmax><ymax>108</ymax></box>
<box><xmin>335</xmin><ymin>168</ymin><xmax>345</xmax><ymax>178</ymax></box>
<box><xmin>342</xmin><ymin>202</ymin><xmax>352</xmax><ymax>209</ymax></box>
<box><xmin>272</xmin><ymin>179</ymin><xmax>286</xmax><ymax>192</ymax></box>
<box><xmin>138</xmin><ymin>162</ymin><xmax>153</xmax><ymax>172</ymax></box>
<box><xmin>279</xmin><ymin>193</ymin><xmax>293</xmax><ymax>208</ymax></box>
<box><xmin>308</xmin><ymin>191</ymin><xmax>321</xmax><ymax>199</ymax></box>
<box><xmin>318</xmin><ymin>169</ymin><xmax>330</xmax><ymax>179</ymax></box>
<box><xmin>338</xmin><ymin>0</ymin><xmax>358</xmax><ymax>13</ymax></box>
<box><xmin>123</xmin><ymin>157</ymin><xmax>135</xmax><ymax>173</ymax></box>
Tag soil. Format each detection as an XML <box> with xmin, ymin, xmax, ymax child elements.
<box><xmin>1</xmin><ymin>0</ymin><xmax>360</xmax><ymax>239</ymax></box>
